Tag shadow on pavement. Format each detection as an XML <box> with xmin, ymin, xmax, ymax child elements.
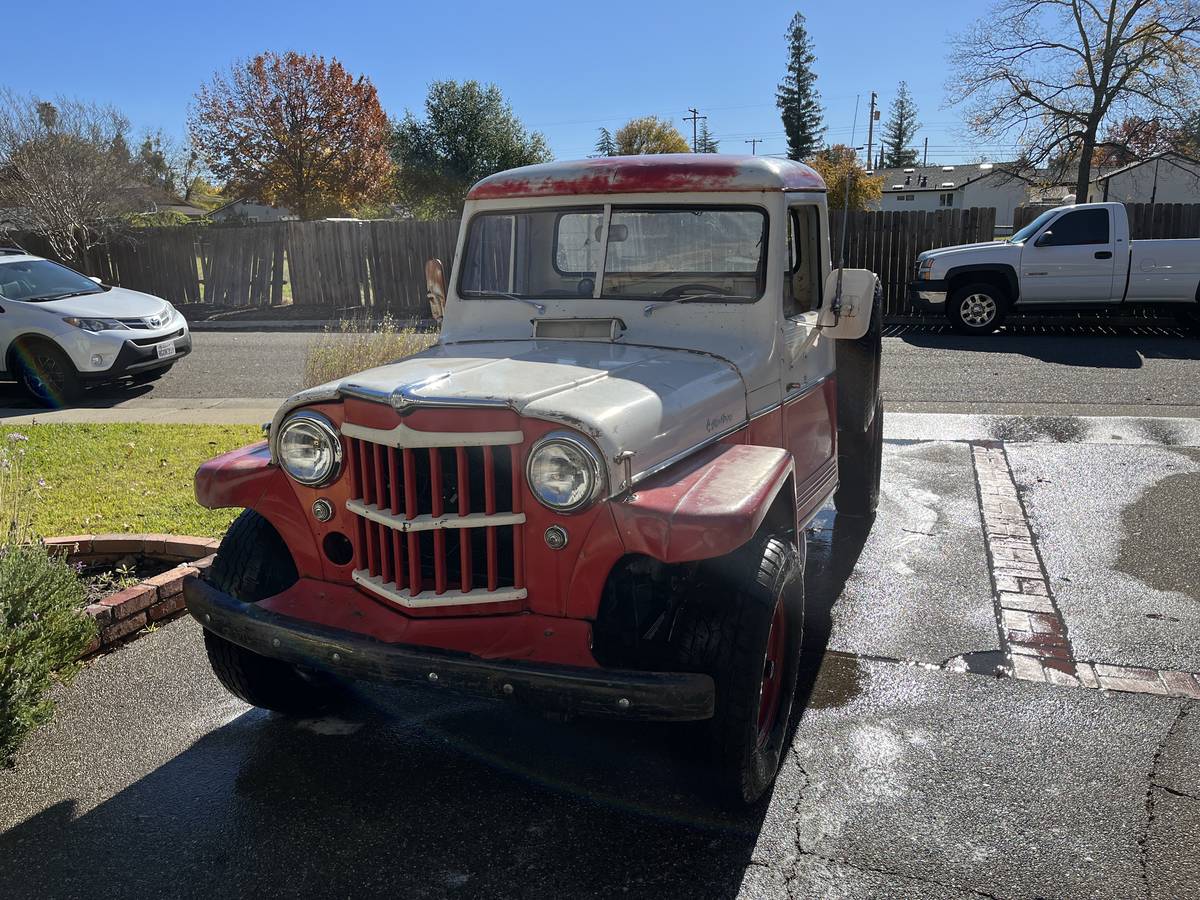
<box><xmin>897</xmin><ymin>328</ymin><xmax>1200</xmax><ymax>369</ymax></box>
<box><xmin>0</xmin><ymin>378</ymin><xmax>155</xmax><ymax>411</ymax></box>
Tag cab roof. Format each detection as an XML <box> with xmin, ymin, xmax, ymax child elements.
<box><xmin>466</xmin><ymin>154</ymin><xmax>826</xmax><ymax>201</ymax></box>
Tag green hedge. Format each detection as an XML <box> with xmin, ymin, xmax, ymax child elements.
<box><xmin>0</xmin><ymin>543</ymin><xmax>95</xmax><ymax>764</ymax></box>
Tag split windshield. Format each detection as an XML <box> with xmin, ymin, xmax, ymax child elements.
<box><xmin>0</xmin><ymin>259</ymin><xmax>105</xmax><ymax>302</ymax></box>
<box><xmin>458</xmin><ymin>205</ymin><xmax>767</xmax><ymax>302</ymax></box>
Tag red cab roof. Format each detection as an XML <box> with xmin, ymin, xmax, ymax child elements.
<box><xmin>466</xmin><ymin>154</ymin><xmax>826</xmax><ymax>201</ymax></box>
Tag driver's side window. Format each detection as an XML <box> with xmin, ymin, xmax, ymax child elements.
<box><xmin>784</xmin><ymin>206</ymin><xmax>822</xmax><ymax>318</ymax></box>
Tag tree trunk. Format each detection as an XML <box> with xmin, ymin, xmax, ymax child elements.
<box><xmin>1075</xmin><ymin>136</ymin><xmax>1096</xmax><ymax>203</ymax></box>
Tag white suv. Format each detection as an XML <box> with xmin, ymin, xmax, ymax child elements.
<box><xmin>0</xmin><ymin>249</ymin><xmax>191</xmax><ymax>406</ymax></box>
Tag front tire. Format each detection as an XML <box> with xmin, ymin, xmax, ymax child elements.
<box><xmin>671</xmin><ymin>534</ymin><xmax>806</xmax><ymax>806</ymax></box>
<box><xmin>948</xmin><ymin>282</ymin><xmax>1007</xmax><ymax>335</ymax></box>
<box><xmin>14</xmin><ymin>342</ymin><xmax>82</xmax><ymax>407</ymax></box>
<box><xmin>203</xmin><ymin>509</ymin><xmax>339</xmax><ymax>715</ymax></box>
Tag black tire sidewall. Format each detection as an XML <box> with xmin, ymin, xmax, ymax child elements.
<box><xmin>17</xmin><ymin>343</ymin><xmax>81</xmax><ymax>406</ymax></box>
<box><xmin>948</xmin><ymin>282</ymin><xmax>1007</xmax><ymax>335</ymax></box>
<box><xmin>835</xmin><ymin>285</ymin><xmax>883</xmax><ymax>434</ymax></box>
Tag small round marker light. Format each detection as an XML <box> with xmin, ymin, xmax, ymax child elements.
<box><xmin>312</xmin><ymin>498</ymin><xmax>334</xmax><ymax>522</ymax></box>
<box><xmin>544</xmin><ymin>525</ymin><xmax>568</xmax><ymax>550</ymax></box>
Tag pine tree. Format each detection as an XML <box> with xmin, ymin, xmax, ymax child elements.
<box><xmin>881</xmin><ymin>81</ymin><xmax>921</xmax><ymax>168</ymax></box>
<box><xmin>593</xmin><ymin>127</ymin><xmax>617</xmax><ymax>157</ymax></box>
<box><xmin>776</xmin><ymin>12</ymin><xmax>824</xmax><ymax>161</ymax></box>
<box><xmin>697</xmin><ymin>120</ymin><xmax>719</xmax><ymax>153</ymax></box>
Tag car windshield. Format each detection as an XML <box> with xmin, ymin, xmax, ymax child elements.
<box><xmin>1009</xmin><ymin>210</ymin><xmax>1057</xmax><ymax>244</ymax></box>
<box><xmin>458</xmin><ymin>205</ymin><xmax>767</xmax><ymax>302</ymax></box>
<box><xmin>0</xmin><ymin>259</ymin><xmax>105</xmax><ymax>302</ymax></box>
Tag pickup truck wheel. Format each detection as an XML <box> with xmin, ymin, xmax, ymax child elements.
<box><xmin>14</xmin><ymin>342</ymin><xmax>82</xmax><ymax>407</ymax></box>
<box><xmin>834</xmin><ymin>396</ymin><xmax>883</xmax><ymax>519</ymax></box>
<box><xmin>948</xmin><ymin>283</ymin><xmax>1007</xmax><ymax>335</ymax></box>
<box><xmin>670</xmin><ymin>534</ymin><xmax>806</xmax><ymax>806</ymax></box>
<box><xmin>203</xmin><ymin>510</ymin><xmax>341</xmax><ymax>715</ymax></box>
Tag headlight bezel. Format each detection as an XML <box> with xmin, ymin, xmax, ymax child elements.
<box><xmin>63</xmin><ymin>316</ymin><xmax>128</xmax><ymax>333</ymax></box>
<box><xmin>526</xmin><ymin>430</ymin><xmax>606</xmax><ymax>513</ymax></box>
<box><xmin>277</xmin><ymin>410</ymin><xmax>343</xmax><ymax>487</ymax></box>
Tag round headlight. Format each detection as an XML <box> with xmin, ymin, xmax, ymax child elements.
<box><xmin>277</xmin><ymin>411</ymin><xmax>342</xmax><ymax>486</ymax></box>
<box><xmin>527</xmin><ymin>433</ymin><xmax>604</xmax><ymax>512</ymax></box>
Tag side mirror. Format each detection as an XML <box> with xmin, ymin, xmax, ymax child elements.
<box><xmin>88</xmin><ymin>275</ymin><xmax>103</xmax><ymax>284</ymax></box>
<box><xmin>818</xmin><ymin>268</ymin><xmax>876</xmax><ymax>340</ymax></box>
<box><xmin>424</xmin><ymin>258</ymin><xmax>447</xmax><ymax>321</ymax></box>
<box><xmin>1034</xmin><ymin>230</ymin><xmax>1053</xmax><ymax>247</ymax></box>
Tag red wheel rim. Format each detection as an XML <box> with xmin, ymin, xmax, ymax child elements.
<box><xmin>756</xmin><ymin>597</ymin><xmax>787</xmax><ymax>748</ymax></box>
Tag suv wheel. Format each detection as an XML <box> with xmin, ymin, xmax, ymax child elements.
<box><xmin>671</xmin><ymin>534</ymin><xmax>806</xmax><ymax>806</ymax></box>
<box><xmin>15</xmin><ymin>342</ymin><xmax>82</xmax><ymax>407</ymax></box>
<box><xmin>203</xmin><ymin>509</ymin><xmax>341</xmax><ymax>715</ymax></box>
<box><xmin>948</xmin><ymin>282</ymin><xmax>1007</xmax><ymax>335</ymax></box>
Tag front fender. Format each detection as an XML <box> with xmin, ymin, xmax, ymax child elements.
<box><xmin>610</xmin><ymin>443</ymin><xmax>794</xmax><ymax>563</ymax></box>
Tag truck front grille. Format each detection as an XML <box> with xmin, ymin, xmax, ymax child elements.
<box><xmin>343</xmin><ymin>434</ymin><xmax>527</xmax><ymax>609</ymax></box>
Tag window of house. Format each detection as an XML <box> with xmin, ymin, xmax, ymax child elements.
<box><xmin>939</xmin><ymin>193</ymin><xmax>954</xmax><ymax>207</ymax></box>
<box><xmin>784</xmin><ymin>205</ymin><xmax>822</xmax><ymax>317</ymax></box>
<box><xmin>1038</xmin><ymin>209</ymin><xmax>1110</xmax><ymax>246</ymax></box>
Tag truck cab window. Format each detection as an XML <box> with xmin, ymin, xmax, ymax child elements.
<box><xmin>1039</xmin><ymin>209</ymin><xmax>1109</xmax><ymax>246</ymax></box>
<box><xmin>784</xmin><ymin>205</ymin><xmax>822</xmax><ymax>317</ymax></box>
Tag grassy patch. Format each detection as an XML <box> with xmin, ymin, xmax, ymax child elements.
<box><xmin>4</xmin><ymin>424</ymin><xmax>260</xmax><ymax>539</ymax></box>
<box><xmin>303</xmin><ymin>316</ymin><xmax>437</xmax><ymax>388</ymax></box>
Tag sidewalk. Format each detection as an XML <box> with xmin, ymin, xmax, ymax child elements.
<box><xmin>0</xmin><ymin>398</ymin><xmax>282</xmax><ymax>426</ymax></box>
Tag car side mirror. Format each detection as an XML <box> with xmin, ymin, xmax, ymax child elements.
<box><xmin>818</xmin><ymin>268</ymin><xmax>875</xmax><ymax>340</ymax></box>
<box><xmin>424</xmin><ymin>258</ymin><xmax>447</xmax><ymax>320</ymax></box>
<box><xmin>89</xmin><ymin>275</ymin><xmax>103</xmax><ymax>284</ymax></box>
<box><xmin>1034</xmin><ymin>231</ymin><xmax>1053</xmax><ymax>247</ymax></box>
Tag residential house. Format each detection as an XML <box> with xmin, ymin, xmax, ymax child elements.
<box><xmin>1087</xmin><ymin>152</ymin><xmax>1200</xmax><ymax>204</ymax></box>
<box><xmin>208</xmin><ymin>197</ymin><xmax>297</xmax><ymax>224</ymax></box>
<box><xmin>871</xmin><ymin>163</ymin><xmax>1032</xmax><ymax>232</ymax></box>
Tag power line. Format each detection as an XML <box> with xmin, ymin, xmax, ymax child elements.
<box><xmin>745</xmin><ymin>138</ymin><xmax>763</xmax><ymax>155</ymax></box>
<box><xmin>683</xmin><ymin>108</ymin><xmax>707</xmax><ymax>153</ymax></box>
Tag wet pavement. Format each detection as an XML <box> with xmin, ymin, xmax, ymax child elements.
<box><xmin>2</xmin><ymin>415</ymin><xmax>1200</xmax><ymax>899</ymax></box>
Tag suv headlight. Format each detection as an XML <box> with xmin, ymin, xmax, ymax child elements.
<box><xmin>527</xmin><ymin>432</ymin><xmax>605</xmax><ymax>512</ymax></box>
<box><xmin>64</xmin><ymin>316</ymin><xmax>127</xmax><ymax>333</ymax></box>
<box><xmin>277</xmin><ymin>411</ymin><xmax>343</xmax><ymax>486</ymax></box>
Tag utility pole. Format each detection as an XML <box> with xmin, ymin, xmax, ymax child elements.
<box><xmin>865</xmin><ymin>92</ymin><xmax>878</xmax><ymax>171</ymax></box>
<box><xmin>745</xmin><ymin>138</ymin><xmax>762</xmax><ymax>155</ymax></box>
<box><xmin>923</xmin><ymin>136</ymin><xmax>928</xmax><ymax>167</ymax></box>
<box><xmin>684</xmin><ymin>108</ymin><xmax>707</xmax><ymax>153</ymax></box>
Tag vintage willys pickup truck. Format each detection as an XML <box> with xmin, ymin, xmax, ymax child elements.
<box><xmin>183</xmin><ymin>155</ymin><xmax>884</xmax><ymax>804</ymax></box>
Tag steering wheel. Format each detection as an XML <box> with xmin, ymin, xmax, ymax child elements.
<box><xmin>661</xmin><ymin>283</ymin><xmax>731</xmax><ymax>298</ymax></box>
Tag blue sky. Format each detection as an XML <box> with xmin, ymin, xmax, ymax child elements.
<box><xmin>5</xmin><ymin>0</ymin><xmax>1017</xmax><ymax>165</ymax></box>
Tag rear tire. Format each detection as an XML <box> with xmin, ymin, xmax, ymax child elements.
<box><xmin>14</xmin><ymin>342</ymin><xmax>82</xmax><ymax>407</ymax></box>
<box><xmin>670</xmin><ymin>534</ymin><xmax>806</xmax><ymax>806</ymax></box>
<box><xmin>948</xmin><ymin>282</ymin><xmax>1007</xmax><ymax>335</ymax></box>
<box><xmin>203</xmin><ymin>510</ymin><xmax>340</xmax><ymax>715</ymax></box>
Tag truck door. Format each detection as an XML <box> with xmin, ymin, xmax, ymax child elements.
<box><xmin>1019</xmin><ymin>207</ymin><xmax>1118</xmax><ymax>303</ymax></box>
<box><xmin>779</xmin><ymin>204</ymin><xmax>835</xmax><ymax>488</ymax></box>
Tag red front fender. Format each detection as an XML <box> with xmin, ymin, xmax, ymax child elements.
<box><xmin>610</xmin><ymin>443</ymin><xmax>795</xmax><ymax>563</ymax></box>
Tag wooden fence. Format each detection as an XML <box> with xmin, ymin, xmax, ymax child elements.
<box><xmin>7</xmin><ymin>219</ymin><xmax>461</xmax><ymax>316</ymax></box>
<box><xmin>8</xmin><ymin>209</ymin><xmax>1003</xmax><ymax>319</ymax></box>
<box><xmin>829</xmin><ymin>207</ymin><xmax>997</xmax><ymax>317</ymax></box>
<box><xmin>1013</xmin><ymin>202</ymin><xmax>1200</xmax><ymax>239</ymax></box>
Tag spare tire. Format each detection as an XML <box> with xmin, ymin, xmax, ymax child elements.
<box><xmin>834</xmin><ymin>279</ymin><xmax>882</xmax><ymax>435</ymax></box>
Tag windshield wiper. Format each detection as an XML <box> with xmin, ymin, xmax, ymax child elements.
<box><xmin>642</xmin><ymin>294</ymin><xmax>752</xmax><ymax>317</ymax></box>
<box><xmin>473</xmin><ymin>291</ymin><xmax>546</xmax><ymax>314</ymax></box>
<box><xmin>27</xmin><ymin>289</ymin><xmax>102</xmax><ymax>302</ymax></box>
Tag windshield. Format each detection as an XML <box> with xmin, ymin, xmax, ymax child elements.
<box><xmin>458</xmin><ymin>205</ymin><xmax>767</xmax><ymax>302</ymax></box>
<box><xmin>0</xmin><ymin>259</ymin><xmax>105</xmax><ymax>302</ymax></box>
<box><xmin>1009</xmin><ymin>210</ymin><xmax>1057</xmax><ymax>244</ymax></box>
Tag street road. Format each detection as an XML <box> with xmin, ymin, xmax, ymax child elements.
<box><xmin>2</xmin><ymin>325</ymin><xmax>1199</xmax><ymax>414</ymax></box>
<box><xmin>2</xmin><ymin>419</ymin><xmax>1198</xmax><ymax>898</ymax></box>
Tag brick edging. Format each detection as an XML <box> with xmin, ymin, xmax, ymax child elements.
<box><xmin>44</xmin><ymin>534</ymin><xmax>218</xmax><ymax>656</ymax></box>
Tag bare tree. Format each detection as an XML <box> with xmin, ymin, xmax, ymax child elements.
<box><xmin>949</xmin><ymin>0</ymin><xmax>1200</xmax><ymax>199</ymax></box>
<box><xmin>0</xmin><ymin>90</ymin><xmax>137</xmax><ymax>261</ymax></box>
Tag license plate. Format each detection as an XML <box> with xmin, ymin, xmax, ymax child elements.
<box><xmin>156</xmin><ymin>341</ymin><xmax>177</xmax><ymax>360</ymax></box>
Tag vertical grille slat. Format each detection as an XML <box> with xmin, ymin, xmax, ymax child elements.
<box><xmin>344</xmin><ymin>428</ymin><xmax>526</xmax><ymax>609</ymax></box>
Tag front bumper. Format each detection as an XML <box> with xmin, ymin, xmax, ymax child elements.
<box><xmin>81</xmin><ymin>330</ymin><xmax>192</xmax><ymax>381</ymax></box>
<box><xmin>184</xmin><ymin>576</ymin><xmax>716</xmax><ymax>721</ymax></box>
<box><xmin>906</xmin><ymin>279</ymin><xmax>948</xmax><ymax>311</ymax></box>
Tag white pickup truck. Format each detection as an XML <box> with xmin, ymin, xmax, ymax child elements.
<box><xmin>909</xmin><ymin>201</ymin><xmax>1200</xmax><ymax>334</ymax></box>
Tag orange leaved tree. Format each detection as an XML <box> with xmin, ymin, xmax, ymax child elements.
<box><xmin>189</xmin><ymin>51</ymin><xmax>393</xmax><ymax>220</ymax></box>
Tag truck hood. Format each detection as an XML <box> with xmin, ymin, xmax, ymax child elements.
<box><xmin>276</xmin><ymin>340</ymin><xmax>749</xmax><ymax>490</ymax></box>
<box><xmin>919</xmin><ymin>241</ymin><xmax>1016</xmax><ymax>263</ymax></box>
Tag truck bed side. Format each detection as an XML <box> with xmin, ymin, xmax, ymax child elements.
<box><xmin>1126</xmin><ymin>239</ymin><xmax>1200</xmax><ymax>303</ymax></box>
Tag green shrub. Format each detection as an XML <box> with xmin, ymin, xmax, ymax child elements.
<box><xmin>1</xmin><ymin>432</ymin><xmax>95</xmax><ymax>765</ymax></box>
<box><xmin>303</xmin><ymin>315</ymin><xmax>438</xmax><ymax>388</ymax></box>
<box><xmin>0</xmin><ymin>542</ymin><xmax>94</xmax><ymax>764</ymax></box>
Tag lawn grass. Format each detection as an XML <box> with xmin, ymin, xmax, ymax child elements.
<box><xmin>4</xmin><ymin>424</ymin><xmax>261</xmax><ymax>539</ymax></box>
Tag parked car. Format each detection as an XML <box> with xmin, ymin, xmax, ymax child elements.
<box><xmin>909</xmin><ymin>201</ymin><xmax>1200</xmax><ymax>334</ymax></box>
<box><xmin>0</xmin><ymin>249</ymin><xmax>191</xmax><ymax>405</ymax></box>
<box><xmin>182</xmin><ymin>155</ymin><xmax>884</xmax><ymax>805</ymax></box>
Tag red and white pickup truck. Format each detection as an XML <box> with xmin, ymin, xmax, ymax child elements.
<box><xmin>182</xmin><ymin>155</ymin><xmax>884</xmax><ymax>805</ymax></box>
<box><xmin>910</xmin><ymin>201</ymin><xmax>1200</xmax><ymax>333</ymax></box>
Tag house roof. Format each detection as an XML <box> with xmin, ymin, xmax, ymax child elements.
<box><xmin>874</xmin><ymin>162</ymin><xmax>1028</xmax><ymax>193</ymax></box>
<box><xmin>1091</xmin><ymin>151</ymin><xmax>1200</xmax><ymax>183</ymax></box>
<box><xmin>466</xmin><ymin>155</ymin><xmax>826</xmax><ymax>200</ymax></box>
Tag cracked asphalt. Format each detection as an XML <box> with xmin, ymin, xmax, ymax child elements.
<box><xmin>3</xmin><ymin>422</ymin><xmax>1199</xmax><ymax>898</ymax></box>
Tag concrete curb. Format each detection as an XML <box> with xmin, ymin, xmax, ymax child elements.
<box><xmin>45</xmin><ymin>534</ymin><xmax>219</xmax><ymax>656</ymax></box>
<box><xmin>0</xmin><ymin>398</ymin><xmax>282</xmax><ymax>425</ymax></box>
